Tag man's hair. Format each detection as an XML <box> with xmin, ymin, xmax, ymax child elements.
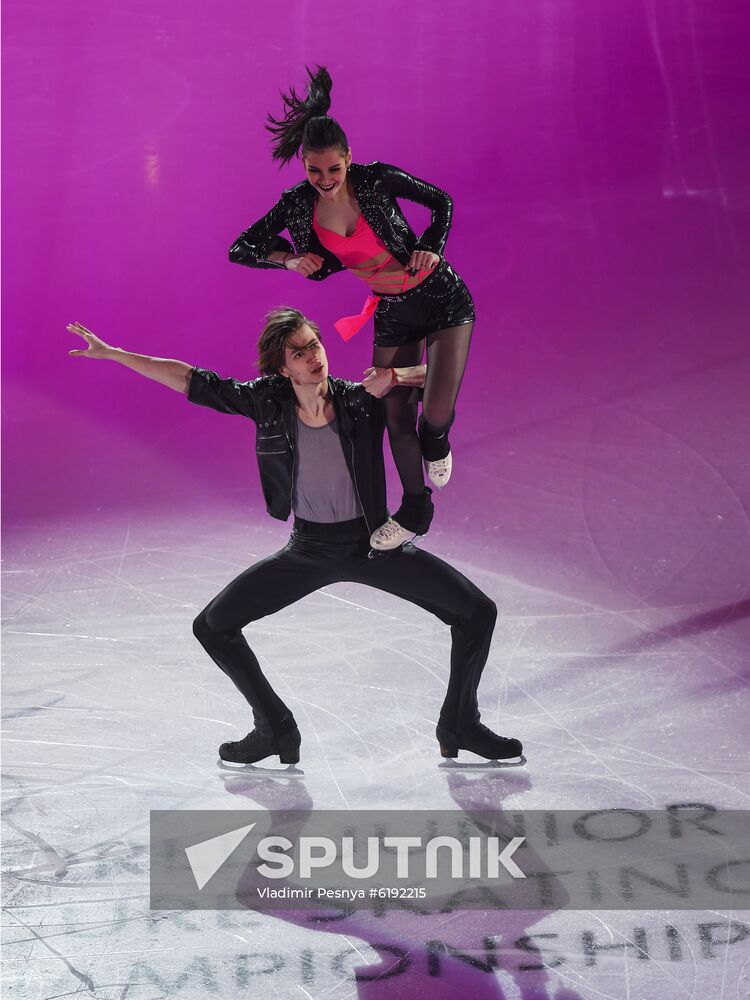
<box><xmin>256</xmin><ymin>307</ymin><xmax>321</xmax><ymax>375</ymax></box>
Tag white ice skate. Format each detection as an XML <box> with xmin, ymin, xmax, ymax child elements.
<box><xmin>369</xmin><ymin>517</ymin><xmax>417</xmax><ymax>551</ymax></box>
<box><xmin>424</xmin><ymin>452</ymin><xmax>452</xmax><ymax>488</ymax></box>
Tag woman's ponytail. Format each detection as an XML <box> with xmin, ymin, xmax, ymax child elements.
<box><xmin>266</xmin><ymin>66</ymin><xmax>348</xmax><ymax>165</ymax></box>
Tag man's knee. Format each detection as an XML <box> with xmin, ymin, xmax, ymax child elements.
<box><xmin>198</xmin><ymin>603</ymin><xmax>246</xmax><ymax>641</ymax></box>
<box><xmin>192</xmin><ymin>609</ymin><xmax>211</xmax><ymax>643</ymax></box>
<box><xmin>192</xmin><ymin>606</ymin><xmax>231</xmax><ymax>643</ymax></box>
<box><xmin>472</xmin><ymin>595</ymin><xmax>497</xmax><ymax>628</ymax></box>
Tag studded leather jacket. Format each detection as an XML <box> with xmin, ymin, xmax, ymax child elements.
<box><xmin>228</xmin><ymin>161</ymin><xmax>453</xmax><ymax>281</ymax></box>
<box><xmin>187</xmin><ymin>368</ymin><xmax>388</xmax><ymax>534</ymax></box>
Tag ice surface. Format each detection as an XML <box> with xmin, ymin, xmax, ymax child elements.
<box><xmin>3</xmin><ymin>497</ymin><xmax>748</xmax><ymax>998</ymax></box>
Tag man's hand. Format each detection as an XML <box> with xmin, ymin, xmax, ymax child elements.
<box><xmin>66</xmin><ymin>322</ymin><xmax>193</xmax><ymax>392</ymax></box>
<box><xmin>363</xmin><ymin>364</ymin><xmax>427</xmax><ymax>396</ymax></box>
<box><xmin>362</xmin><ymin>367</ymin><xmax>396</xmax><ymax>397</ymax></box>
<box><xmin>406</xmin><ymin>250</ymin><xmax>440</xmax><ymax>274</ymax></box>
<box><xmin>67</xmin><ymin>322</ymin><xmax>115</xmax><ymax>359</ymax></box>
<box><xmin>286</xmin><ymin>252</ymin><xmax>324</xmax><ymax>277</ymax></box>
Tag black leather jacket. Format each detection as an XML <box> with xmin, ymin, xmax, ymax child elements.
<box><xmin>187</xmin><ymin>368</ymin><xmax>388</xmax><ymax>534</ymax></box>
<box><xmin>228</xmin><ymin>161</ymin><xmax>453</xmax><ymax>281</ymax></box>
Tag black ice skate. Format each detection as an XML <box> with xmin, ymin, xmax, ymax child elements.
<box><xmin>219</xmin><ymin>725</ymin><xmax>301</xmax><ymax>765</ymax></box>
<box><xmin>436</xmin><ymin>722</ymin><xmax>523</xmax><ymax>761</ymax></box>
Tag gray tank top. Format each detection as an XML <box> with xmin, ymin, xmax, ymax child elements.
<box><xmin>293</xmin><ymin>415</ymin><xmax>363</xmax><ymax>522</ymax></box>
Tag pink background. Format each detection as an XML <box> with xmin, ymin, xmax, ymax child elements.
<box><xmin>3</xmin><ymin>0</ymin><xmax>750</xmax><ymax>606</ymax></box>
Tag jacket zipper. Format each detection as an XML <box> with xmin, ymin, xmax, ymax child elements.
<box><xmin>347</xmin><ymin>431</ymin><xmax>371</xmax><ymax>535</ymax></box>
<box><xmin>329</xmin><ymin>383</ymin><xmax>371</xmax><ymax>535</ymax></box>
<box><xmin>280</xmin><ymin>409</ymin><xmax>295</xmax><ymax>514</ymax></box>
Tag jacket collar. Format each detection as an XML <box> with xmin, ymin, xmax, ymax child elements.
<box><xmin>290</xmin><ymin>164</ymin><xmax>381</xmax><ymax>254</ymax></box>
<box><xmin>264</xmin><ymin>377</ymin><xmax>355</xmax><ymax>443</ymax></box>
<box><xmin>265</xmin><ymin>373</ymin><xmax>295</xmax><ymax>404</ymax></box>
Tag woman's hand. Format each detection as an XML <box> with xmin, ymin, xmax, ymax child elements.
<box><xmin>285</xmin><ymin>252</ymin><xmax>324</xmax><ymax>277</ymax></box>
<box><xmin>406</xmin><ymin>250</ymin><xmax>440</xmax><ymax>274</ymax></box>
<box><xmin>362</xmin><ymin>366</ymin><xmax>396</xmax><ymax>398</ymax></box>
<box><xmin>67</xmin><ymin>322</ymin><xmax>115</xmax><ymax>359</ymax></box>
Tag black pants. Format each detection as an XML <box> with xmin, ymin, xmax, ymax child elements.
<box><xmin>192</xmin><ymin>517</ymin><xmax>497</xmax><ymax>739</ymax></box>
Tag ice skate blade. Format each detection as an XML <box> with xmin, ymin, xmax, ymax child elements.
<box><xmin>218</xmin><ymin>758</ymin><xmax>305</xmax><ymax>775</ymax></box>
<box><xmin>368</xmin><ymin>537</ymin><xmax>422</xmax><ymax>559</ymax></box>
<box><xmin>439</xmin><ymin>754</ymin><xmax>527</xmax><ymax>770</ymax></box>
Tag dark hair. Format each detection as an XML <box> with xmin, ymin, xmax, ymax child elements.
<box><xmin>266</xmin><ymin>66</ymin><xmax>349</xmax><ymax>166</ymax></box>
<box><xmin>256</xmin><ymin>307</ymin><xmax>322</xmax><ymax>375</ymax></box>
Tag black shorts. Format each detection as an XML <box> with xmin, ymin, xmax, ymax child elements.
<box><xmin>373</xmin><ymin>260</ymin><xmax>475</xmax><ymax>348</ymax></box>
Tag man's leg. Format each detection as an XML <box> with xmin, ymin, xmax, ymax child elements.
<box><xmin>192</xmin><ymin>544</ymin><xmax>333</xmax><ymax>739</ymax></box>
<box><xmin>348</xmin><ymin>545</ymin><xmax>521</xmax><ymax>757</ymax></box>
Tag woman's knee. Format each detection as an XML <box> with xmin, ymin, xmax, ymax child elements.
<box><xmin>421</xmin><ymin>405</ymin><xmax>455</xmax><ymax>436</ymax></box>
<box><xmin>385</xmin><ymin>397</ymin><xmax>418</xmax><ymax>437</ymax></box>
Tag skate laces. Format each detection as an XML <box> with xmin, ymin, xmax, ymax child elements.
<box><xmin>428</xmin><ymin>457</ymin><xmax>450</xmax><ymax>473</ymax></box>
<box><xmin>379</xmin><ymin>518</ymin><xmax>411</xmax><ymax>540</ymax></box>
<box><xmin>474</xmin><ymin>722</ymin><xmax>514</xmax><ymax>744</ymax></box>
<box><xmin>234</xmin><ymin>729</ymin><xmax>266</xmax><ymax>751</ymax></box>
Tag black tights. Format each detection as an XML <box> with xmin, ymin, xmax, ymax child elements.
<box><xmin>192</xmin><ymin>521</ymin><xmax>495</xmax><ymax>738</ymax></box>
<box><xmin>373</xmin><ymin>322</ymin><xmax>473</xmax><ymax>495</ymax></box>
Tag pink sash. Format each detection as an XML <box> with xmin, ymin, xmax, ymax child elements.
<box><xmin>334</xmin><ymin>294</ymin><xmax>381</xmax><ymax>341</ymax></box>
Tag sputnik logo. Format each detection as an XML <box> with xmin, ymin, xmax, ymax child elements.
<box><xmin>184</xmin><ymin>823</ymin><xmax>527</xmax><ymax>890</ymax></box>
<box><xmin>185</xmin><ymin>822</ymin><xmax>256</xmax><ymax>890</ymax></box>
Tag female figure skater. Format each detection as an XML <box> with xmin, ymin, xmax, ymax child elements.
<box><xmin>229</xmin><ymin>67</ymin><xmax>475</xmax><ymax>551</ymax></box>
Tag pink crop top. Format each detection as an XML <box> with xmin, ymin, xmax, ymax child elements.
<box><xmin>313</xmin><ymin>205</ymin><xmax>428</xmax><ymax>296</ymax></box>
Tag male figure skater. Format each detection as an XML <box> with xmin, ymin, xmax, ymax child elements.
<box><xmin>67</xmin><ymin>310</ymin><xmax>522</xmax><ymax>766</ymax></box>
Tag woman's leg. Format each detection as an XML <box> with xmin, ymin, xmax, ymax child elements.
<box><xmin>421</xmin><ymin>322</ymin><xmax>474</xmax><ymax>461</ymax></box>
<box><xmin>372</xmin><ymin>340</ymin><xmax>425</xmax><ymax>496</ymax></box>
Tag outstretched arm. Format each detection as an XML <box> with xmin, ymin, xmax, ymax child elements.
<box><xmin>67</xmin><ymin>322</ymin><xmax>193</xmax><ymax>393</ymax></box>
